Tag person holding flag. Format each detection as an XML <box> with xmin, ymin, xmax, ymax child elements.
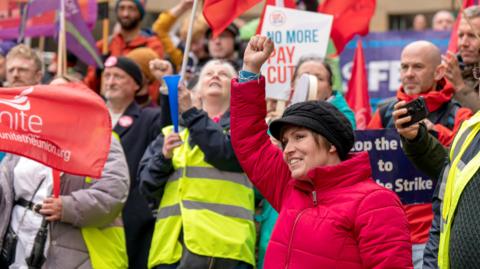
<box><xmin>230</xmin><ymin>35</ymin><xmax>413</xmax><ymax>269</ymax></box>
<box><xmin>0</xmin><ymin>69</ymin><xmax>130</xmax><ymax>268</ymax></box>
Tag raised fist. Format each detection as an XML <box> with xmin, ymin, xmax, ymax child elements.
<box><xmin>242</xmin><ymin>35</ymin><xmax>275</xmax><ymax>74</ymax></box>
<box><xmin>149</xmin><ymin>59</ymin><xmax>174</xmax><ymax>82</ymax></box>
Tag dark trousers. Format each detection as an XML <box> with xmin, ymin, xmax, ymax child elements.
<box><xmin>153</xmin><ymin>244</ymin><xmax>252</xmax><ymax>269</ymax></box>
<box><xmin>123</xmin><ymin>188</ymin><xmax>156</xmax><ymax>269</ymax></box>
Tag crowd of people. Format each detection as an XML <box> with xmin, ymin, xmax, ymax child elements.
<box><xmin>0</xmin><ymin>0</ymin><xmax>479</xmax><ymax>268</ymax></box>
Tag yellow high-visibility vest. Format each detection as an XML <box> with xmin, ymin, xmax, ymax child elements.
<box><xmin>148</xmin><ymin>126</ymin><xmax>256</xmax><ymax>268</ymax></box>
<box><xmin>81</xmin><ymin>132</ymin><xmax>128</xmax><ymax>269</ymax></box>
<box><xmin>438</xmin><ymin>112</ymin><xmax>480</xmax><ymax>269</ymax></box>
<box><xmin>82</xmin><ymin>218</ymin><xmax>128</xmax><ymax>269</ymax></box>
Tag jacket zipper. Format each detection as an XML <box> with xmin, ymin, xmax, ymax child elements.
<box><xmin>285</xmin><ymin>209</ymin><xmax>306</xmax><ymax>269</ymax></box>
<box><xmin>208</xmin><ymin>257</ymin><xmax>215</xmax><ymax>269</ymax></box>
<box><xmin>285</xmin><ymin>191</ymin><xmax>318</xmax><ymax>268</ymax></box>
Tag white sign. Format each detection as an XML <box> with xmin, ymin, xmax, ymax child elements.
<box><xmin>260</xmin><ymin>6</ymin><xmax>333</xmax><ymax>100</ymax></box>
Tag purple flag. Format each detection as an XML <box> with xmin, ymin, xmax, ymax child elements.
<box><xmin>63</xmin><ymin>0</ymin><xmax>103</xmax><ymax>67</ymax></box>
<box><xmin>27</xmin><ymin>0</ymin><xmax>102</xmax><ymax>67</ymax></box>
<box><xmin>27</xmin><ymin>0</ymin><xmax>59</xmax><ymax>18</ymax></box>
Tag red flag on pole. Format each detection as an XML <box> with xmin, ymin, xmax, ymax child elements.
<box><xmin>317</xmin><ymin>0</ymin><xmax>375</xmax><ymax>54</ymax></box>
<box><xmin>256</xmin><ymin>0</ymin><xmax>296</xmax><ymax>34</ymax></box>
<box><xmin>0</xmin><ymin>83</ymin><xmax>111</xmax><ymax>178</ymax></box>
<box><xmin>203</xmin><ymin>0</ymin><xmax>262</xmax><ymax>37</ymax></box>
<box><xmin>346</xmin><ymin>39</ymin><xmax>371</xmax><ymax>129</ymax></box>
<box><xmin>447</xmin><ymin>0</ymin><xmax>476</xmax><ymax>53</ymax></box>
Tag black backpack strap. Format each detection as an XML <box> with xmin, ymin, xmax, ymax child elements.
<box><xmin>379</xmin><ymin>100</ymin><xmax>397</xmax><ymax>128</ymax></box>
<box><xmin>428</xmin><ymin>101</ymin><xmax>460</xmax><ymax>130</ymax></box>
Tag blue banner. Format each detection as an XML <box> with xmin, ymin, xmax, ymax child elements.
<box><xmin>352</xmin><ymin>129</ymin><xmax>437</xmax><ymax>205</ymax></box>
<box><xmin>340</xmin><ymin>30</ymin><xmax>450</xmax><ymax>108</ymax></box>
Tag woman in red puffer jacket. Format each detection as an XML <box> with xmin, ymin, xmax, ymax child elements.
<box><xmin>230</xmin><ymin>35</ymin><xmax>413</xmax><ymax>269</ymax></box>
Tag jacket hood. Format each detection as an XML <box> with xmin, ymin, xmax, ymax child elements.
<box><xmin>292</xmin><ymin>152</ymin><xmax>372</xmax><ymax>193</ymax></box>
<box><xmin>397</xmin><ymin>78</ymin><xmax>454</xmax><ymax>112</ymax></box>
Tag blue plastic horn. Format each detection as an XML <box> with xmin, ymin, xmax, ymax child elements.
<box><xmin>163</xmin><ymin>74</ymin><xmax>181</xmax><ymax>133</ymax></box>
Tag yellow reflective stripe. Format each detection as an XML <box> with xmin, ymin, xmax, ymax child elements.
<box><xmin>182</xmin><ymin>200</ymin><xmax>253</xmax><ymax>221</ymax></box>
<box><xmin>112</xmin><ymin>131</ymin><xmax>121</xmax><ymax>142</ymax></box>
<box><xmin>185</xmin><ymin>166</ymin><xmax>252</xmax><ymax>188</ymax></box>
<box><xmin>157</xmin><ymin>204</ymin><xmax>181</xmax><ymax>220</ymax></box>
<box><xmin>439</xmin><ymin>115</ymin><xmax>480</xmax><ymax>269</ymax></box>
<box><xmin>157</xmin><ymin>200</ymin><xmax>255</xmax><ymax>221</ymax></box>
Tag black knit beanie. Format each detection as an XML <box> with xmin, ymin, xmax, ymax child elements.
<box><xmin>104</xmin><ymin>56</ymin><xmax>143</xmax><ymax>89</ymax></box>
<box><xmin>269</xmin><ymin>100</ymin><xmax>354</xmax><ymax>160</ymax></box>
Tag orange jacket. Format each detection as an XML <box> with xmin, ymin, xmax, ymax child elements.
<box><xmin>84</xmin><ymin>32</ymin><xmax>164</xmax><ymax>94</ymax></box>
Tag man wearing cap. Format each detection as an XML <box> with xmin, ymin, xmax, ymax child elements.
<box><xmin>206</xmin><ymin>23</ymin><xmax>243</xmax><ymax>70</ymax></box>
<box><xmin>102</xmin><ymin>56</ymin><xmax>164</xmax><ymax>269</ymax></box>
<box><xmin>85</xmin><ymin>0</ymin><xmax>164</xmax><ymax>93</ymax></box>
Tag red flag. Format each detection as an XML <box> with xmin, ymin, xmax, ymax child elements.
<box><xmin>346</xmin><ymin>39</ymin><xmax>371</xmax><ymax>129</ymax></box>
<box><xmin>448</xmin><ymin>0</ymin><xmax>476</xmax><ymax>53</ymax></box>
<box><xmin>0</xmin><ymin>83</ymin><xmax>111</xmax><ymax>178</ymax></box>
<box><xmin>318</xmin><ymin>0</ymin><xmax>375</xmax><ymax>54</ymax></box>
<box><xmin>203</xmin><ymin>0</ymin><xmax>261</xmax><ymax>37</ymax></box>
<box><xmin>256</xmin><ymin>0</ymin><xmax>297</xmax><ymax>34</ymax></box>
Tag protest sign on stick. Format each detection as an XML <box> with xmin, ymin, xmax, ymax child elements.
<box><xmin>260</xmin><ymin>6</ymin><xmax>333</xmax><ymax>101</ymax></box>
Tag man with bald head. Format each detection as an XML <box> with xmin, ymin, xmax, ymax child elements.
<box><xmin>443</xmin><ymin>6</ymin><xmax>480</xmax><ymax>112</ymax></box>
<box><xmin>432</xmin><ymin>10</ymin><xmax>454</xmax><ymax>31</ymax></box>
<box><xmin>368</xmin><ymin>40</ymin><xmax>472</xmax><ymax>269</ymax></box>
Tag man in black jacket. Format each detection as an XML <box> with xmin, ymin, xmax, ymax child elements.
<box><xmin>101</xmin><ymin>56</ymin><xmax>167</xmax><ymax>269</ymax></box>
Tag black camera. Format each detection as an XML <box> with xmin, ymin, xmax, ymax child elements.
<box><xmin>401</xmin><ymin>97</ymin><xmax>429</xmax><ymax>128</ymax></box>
<box><xmin>0</xmin><ymin>227</ymin><xmax>18</xmax><ymax>266</ymax></box>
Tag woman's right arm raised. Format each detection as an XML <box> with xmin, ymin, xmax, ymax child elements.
<box><xmin>230</xmin><ymin>36</ymin><xmax>291</xmax><ymax>211</ymax></box>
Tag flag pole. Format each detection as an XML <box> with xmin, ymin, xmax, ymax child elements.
<box><xmin>179</xmin><ymin>0</ymin><xmax>199</xmax><ymax>81</ymax></box>
<box><xmin>17</xmin><ymin>0</ymin><xmax>30</xmax><ymax>44</ymax></box>
<box><xmin>98</xmin><ymin>0</ymin><xmax>110</xmax><ymax>55</ymax></box>
<box><xmin>57</xmin><ymin>0</ymin><xmax>67</xmax><ymax>77</ymax></box>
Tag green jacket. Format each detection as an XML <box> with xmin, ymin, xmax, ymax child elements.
<box><xmin>401</xmin><ymin>124</ymin><xmax>448</xmax><ymax>180</ymax></box>
<box><xmin>400</xmin><ymin>124</ymin><xmax>449</xmax><ymax>269</ymax></box>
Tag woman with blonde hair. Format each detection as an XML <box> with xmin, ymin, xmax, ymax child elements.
<box><xmin>139</xmin><ymin>59</ymin><xmax>255</xmax><ymax>269</ymax></box>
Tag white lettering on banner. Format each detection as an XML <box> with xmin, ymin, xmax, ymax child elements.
<box><xmin>377</xmin><ymin>160</ymin><xmax>393</xmax><ymax>172</ymax></box>
<box><xmin>0</xmin><ymin>87</ymin><xmax>44</xmax><ymax>133</ymax></box>
<box><xmin>353</xmin><ymin>140</ymin><xmax>373</xmax><ymax>151</ymax></box>
<box><xmin>0</xmin><ymin>87</ymin><xmax>71</xmax><ymax>162</ymax></box>
<box><xmin>394</xmin><ymin>177</ymin><xmax>433</xmax><ymax>192</ymax></box>
<box><xmin>0</xmin><ymin>111</ymin><xmax>43</xmax><ymax>133</ymax></box>
<box><xmin>374</xmin><ymin>136</ymin><xmax>398</xmax><ymax>150</ymax></box>
<box><xmin>376</xmin><ymin>177</ymin><xmax>433</xmax><ymax>192</ymax></box>
<box><xmin>342</xmin><ymin>60</ymin><xmax>401</xmax><ymax>92</ymax></box>
<box><xmin>0</xmin><ymin>132</ymin><xmax>72</xmax><ymax>162</ymax></box>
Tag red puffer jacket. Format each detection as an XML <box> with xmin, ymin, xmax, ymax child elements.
<box><xmin>230</xmin><ymin>77</ymin><xmax>413</xmax><ymax>269</ymax></box>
